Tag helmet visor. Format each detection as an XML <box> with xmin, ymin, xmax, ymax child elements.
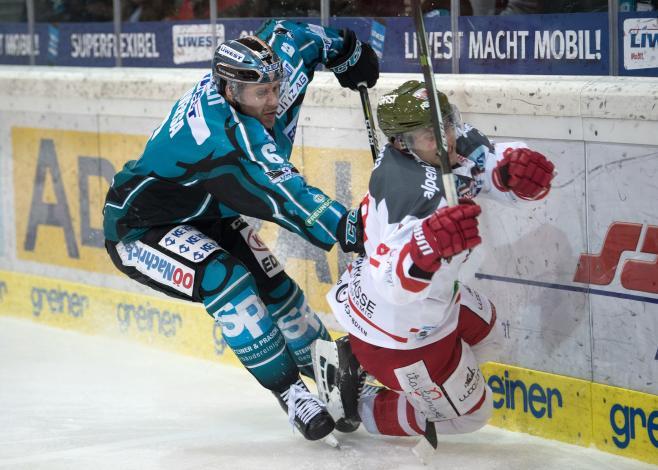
<box><xmin>227</xmin><ymin>79</ymin><xmax>285</xmax><ymax>109</ymax></box>
<box><xmin>443</xmin><ymin>103</ymin><xmax>463</xmax><ymax>133</ymax></box>
<box><xmin>399</xmin><ymin>103</ymin><xmax>463</xmax><ymax>153</ymax></box>
<box><xmin>214</xmin><ymin>53</ymin><xmax>286</xmax><ymax>84</ymax></box>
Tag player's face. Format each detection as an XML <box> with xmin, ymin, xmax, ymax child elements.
<box><xmin>406</xmin><ymin>124</ymin><xmax>459</xmax><ymax>167</ymax></box>
<box><xmin>233</xmin><ymin>81</ymin><xmax>281</xmax><ymax>129</ymax></box>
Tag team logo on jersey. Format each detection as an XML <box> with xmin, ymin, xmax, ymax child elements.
<box><xmin>169</xmin><ymin>85</ymin><xmax>195</xmax><ymax>138</ymax></box>
<box><xmin>277</xmin><ymin>71</ymin><xmax>308</xmax><ymax>117</ymax></box>
<box><xmin>158</xmin><ymin>225</ymin><xmax>219</xmax><ymax>263</ymax></box>
<box><xmin>230</xmin><ymin>217</ymin><xmax>248</xmax><ymax>231</ymax></box>
<box><xmin>282</xmin><ymin>60</ymin><xmax>295</xmax><ymax>77</ymax></box>
<box><xmin>459</xmin><ymin>366</ymin><xmax>483</xmax><ymax>403</ymax></box>
<box><xmin>282</xmin><ymin>115</ymin><xmax>299</xmax><ymax>143</ymax></box>
<box><xmin>335</xmin><ymin>283</ymin><xmax>348</xmax><ymax>303</ymax></box>
<box><xmin>394</xmin><ymin>362</ymin><xmax>456</xmax><ymax>421</ymax></box>
<box><xmin>280</xmin><ymin>42</ymin><xmax>295</xmax><ymax>57</ymax></box>
<box><xmin>237</xmin><ymin>226</ymin><xmax>284</xmax><ymax>277</ymax></box>
<box><xmin>409</xmin><ymin>325</ymin><xmax>436</xmax><ymax>340</ymax></box>
<box><xmin>421</xmin><ymin>164</ymin><xmax>439</xmax><ymax>199</ymax></box>
<box><xmin>116</xmin><ymin>241</ymin><xmax>195</xmax><ymax>296</ymax></box>
<box><xmin>265</xmin><ymin>166</ymin><xmax>300</xmax><ymax>184</ymax></box>
<box><xmin>305</xmin><ymin>198</ymin><xmax>333</xmax><ymax>226</ymax></box>
<box><xmin>206</xmin><ymin>80</ymin><xmax>225</xmax><ymax>106</ymax></box>
<box><xmin>313</xmin><ymin>194</ymin><xmax>326</xmax><ymax>203</ymax></box>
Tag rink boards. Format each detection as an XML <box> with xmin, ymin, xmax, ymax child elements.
<box><xmin>0</xmin><ymin>268</ymin><xmax>656</xmax><ymax>464</ymax></box>
<box><xmin>0</xmin><ymin>69</ymin><xmax>656</xmax><ymax>464</ymax></box>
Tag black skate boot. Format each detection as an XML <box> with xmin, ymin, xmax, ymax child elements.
<box><xmin>273</xmin><ymin>378</ymin><xmax>335</xmax><ymax>441</ymax></box>
<box><xmin>311</xmin><ymin>336</ymin><xmax>366</xmax><ymax>433</ymax></box>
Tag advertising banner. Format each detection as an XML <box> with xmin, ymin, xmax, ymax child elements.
<box><xmin>2</xmin><ymin>13</ymin><xmax>655</xmax><ymax>76</ymax></box>
<box><xmin>333</xmin><ymin>13</ymin><xmax>609</xmax><ymax>75</ymax></box>
<box><xmin>620</xmin><ymin>11</ymin><xmax>658</xmax><ymax>75</ymax></box>
<box><xmin>12</xmin><ymin>127</ymin><xmax>147</xmax><ymax>273</ymax></box>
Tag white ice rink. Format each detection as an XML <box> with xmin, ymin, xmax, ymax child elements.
<box><xmin>0</xmin><ymin>317</ymin><xmax>655</xmax><ymax>470</ymax></box>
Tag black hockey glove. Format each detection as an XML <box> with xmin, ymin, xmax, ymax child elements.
<box><xmin>336</xmin><ymin>208</ymin><xmax>365</xmax><ymax>255</ymax></box>
<box><xmin>327</xmin><ymin>29</ymin><xmax>379</xmax><ymax>91</ymax></box>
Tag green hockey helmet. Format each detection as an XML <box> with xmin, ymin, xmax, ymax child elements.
<box><xmin>376</xmin><ymin>80</ymin><xmax>457</xmax><ymax>139</ymax></box>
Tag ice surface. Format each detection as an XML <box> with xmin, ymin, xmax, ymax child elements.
<box><xmin>0</xmin><ymin>317</ymin><xmax>655</xmax><ymax>470</ymax></box>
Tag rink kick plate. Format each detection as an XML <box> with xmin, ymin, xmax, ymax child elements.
<box><xmin>0</xmin><ymin>269</ymin><xmax>656</xmax><ymax>465</ymax></box>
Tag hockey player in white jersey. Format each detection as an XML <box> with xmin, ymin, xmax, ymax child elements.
<box><xmin>313</xmin><ymin>80</ymin><xmax>555</xmax><ymax>442</ymax></box>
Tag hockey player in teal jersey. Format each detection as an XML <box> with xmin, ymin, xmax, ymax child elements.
<box><xmin>103</xmin><ymin>20</ymin><xmax>379</xmax><ymax>441</ymax></box>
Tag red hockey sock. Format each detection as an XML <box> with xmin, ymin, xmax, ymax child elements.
<box><xmin>358</xmin><ymin>389</ymin><xmax>426</xmax><ymax>436</ymax></box>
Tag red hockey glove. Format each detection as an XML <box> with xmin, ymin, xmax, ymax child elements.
<box><xmin>409</xmin><ymin>203</ymin><xmax>482</xmax><ymax>273</ymax></box>
<box><xmin>492</xmin><ymin>147</ymin><xmax>555</xmax><ymax>201</ymax></box>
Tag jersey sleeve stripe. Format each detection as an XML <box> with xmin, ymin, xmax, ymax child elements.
<box><xmin>179</xmin><ymin>194</ymin><xmax>212</xmax><ymax>223</ymax></box>
<box><xmin>104</xmin><ymin>177</ymin><xmax>155</xmax><ymax>210</ymax></box>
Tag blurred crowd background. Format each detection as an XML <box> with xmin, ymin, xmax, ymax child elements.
<box><xmin>1</xmin><ymin>0</ymin><xmax>656</xmax><ymax>23</ymax></box>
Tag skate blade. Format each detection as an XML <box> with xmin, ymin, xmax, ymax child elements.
<box><xmin>323</xmin><ymin>433</ymin><xmax>340</xmax><ymax>449</ymax></box>
<box><xmin>412</xmin><ymin>438</ymin><xmax>437</xmax><ymax>465</ymax></box>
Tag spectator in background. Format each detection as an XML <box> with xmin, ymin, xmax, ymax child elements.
<box><xmin>122</xmin><ymin>0</ymin><xmax>176</xmax><ymax>21</ymax></box>
<box><xmin>499</xmin><ymin>0</ymin><xmax>608</xmax><ymax>14</ymax></box>
<box><xmin>29</xmin><ymin>0</ymin><xmax>114</xmax><ymax>22</ymax></box>
<box><xmin>331</xmin><ymin>0</ymin><xmax>474</xmax><ymax>16</ymax></box>
<box><xmin>331</xmin><ymin>0</ymin><xmax>409</xmax><ymax>16</ymax></box>
<box><xmin>425</xmin><ymin>0</ymin><xmax>474</xmax><ymax>15</ymax></box>
<box><xmin>471</xmin><ymin>0</ymin><xmax>609</xmax><ymax>15</ymax></box>
<box><xmin>633</xmin><ymin>0</ymin><xmax>658</xmax><ymax>10</ymax></box>
<box><xmin>216</xmin><ymin>0</ymin><xmax>320</xmax><ymax>17</ymax></box>
<box><xmin>470</xmin><ymin>0</ymin><xmax>504</xmax><ymax>15</ymax></box>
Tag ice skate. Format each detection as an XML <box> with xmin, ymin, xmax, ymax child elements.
<box><xmin>273</xmin><ymin>378</ymin><xmax>335</xmax><ymax>441</ymax></box>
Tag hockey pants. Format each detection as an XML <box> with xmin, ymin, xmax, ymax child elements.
<box><xmin>350</xmin><ymin>287</ymin><xmax>502</xmax><ymax>437</ymax></box>
<box><xmin>106</xmin><ymin>216</ymin><xmax>330</xmax><ymax>392</ymax></box>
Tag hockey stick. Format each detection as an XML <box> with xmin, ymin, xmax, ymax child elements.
<box><xmin>357</xmin><ymin>82</ymin><xmax>380</xmax><ymax>163</ymax></box>
<box><xmin>411</xmin><ymin>0</ymin><xmax>459</xmax><ymax>207</ymax></box>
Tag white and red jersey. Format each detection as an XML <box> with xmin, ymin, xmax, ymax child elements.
<box><xmin>328</xmin><ymin>141</ymin><xmax>524</xmax><ymax>350</ymax></box>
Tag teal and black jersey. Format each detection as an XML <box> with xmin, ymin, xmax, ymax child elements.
<box><xmin>103</xmin><ymin>20</ymin><xmax>350</xmax><ymax>251</ymax></box>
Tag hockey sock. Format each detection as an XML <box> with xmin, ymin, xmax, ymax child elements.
<box><xmin>266</xmin><ymin>280</ymin><xmax>331</xmax><ymax>379</ymax></box>
<box><xmin>357</xmin><ymin>389</ymin><xmax>426</xmax><ymax>436</ymax></box>
<box><xmin>201</xmin><ymin>261</ymin><xmax>298</xmax><ymax>391</ymax></box>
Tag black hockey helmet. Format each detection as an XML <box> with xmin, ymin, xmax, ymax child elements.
<box><xmin>212</xmin><ymin>36</ymin><xmax>285</xmax><ymax>88</ymax></box>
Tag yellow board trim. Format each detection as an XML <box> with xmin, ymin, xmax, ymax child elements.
<box><xmin>0</xmin><ymin>269</ymin><xmax>656</xmax><ymax>465</ymax></box>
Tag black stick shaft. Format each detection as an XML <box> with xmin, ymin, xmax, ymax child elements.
<box><xmin>411</xmin><ymin>0</ymin><xmax>458</xmax><ymax>206</ymax></box>
<box><xmin>358</xmin><ymin>84</ymin><xmax>380</xmax><ymax>163</ymax></box>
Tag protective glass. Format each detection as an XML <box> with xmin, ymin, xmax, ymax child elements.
<box><xmin>400</xmin><ymin>103</ymin><xmax>463</xmax><ymax>154</ymax></box>
<box><xmin>227</xmin><ymin>72</ymin><xmax>290</xmax><ymax>109</ymax></box>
